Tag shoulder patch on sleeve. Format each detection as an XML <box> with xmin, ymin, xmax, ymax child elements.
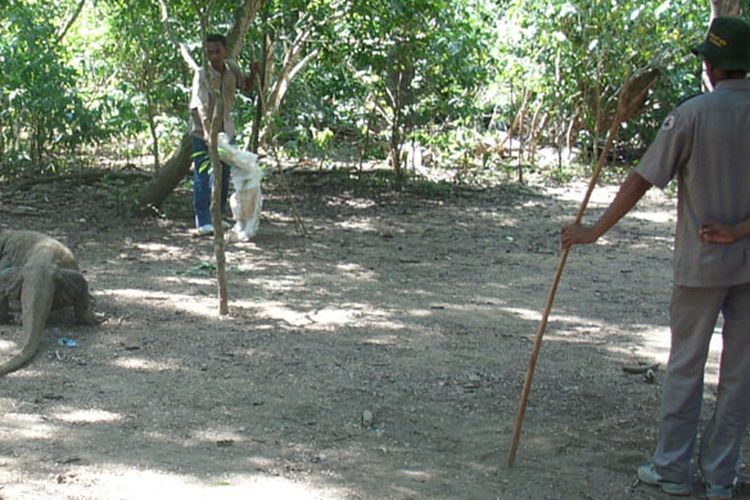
<box><xmin>661</xmin><ymin>114</ymin><xmax>675</xmax><ymax>131</ymax></box>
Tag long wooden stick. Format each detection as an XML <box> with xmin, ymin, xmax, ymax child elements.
<box><xmin>506</xmin><ymin>72</ymin><xmax>657</xmax><ymax>467</ymax></box>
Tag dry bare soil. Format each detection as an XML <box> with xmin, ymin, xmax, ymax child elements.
<box><xmin>0</xmin><ymin>170</ymin><xmax>745</xmax><ymax>499</ymax></box>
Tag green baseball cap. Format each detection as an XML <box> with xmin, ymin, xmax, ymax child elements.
<box><xmin>692</xmin><ymin>16</ymin><xmax>750</xmax><ymax>72</ymax></box>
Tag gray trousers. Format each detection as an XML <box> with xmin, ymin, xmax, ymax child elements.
<box><xmin>653</xmin><ymin>282</ymin><xmax>750</xmax><ymax>486</ymax></box>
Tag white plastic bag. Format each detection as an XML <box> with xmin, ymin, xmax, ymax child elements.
<box><xmin>217</xmin><ymin>133</ymin><xmax>264</xmax><ymax>240</ymax></box>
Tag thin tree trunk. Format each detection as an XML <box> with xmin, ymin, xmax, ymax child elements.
<box><xmin>55</xmin><ymin>0</ymin><xmax>87</xmax><ymax>45</ymax></box>
<box><xmin>592</xmin><ymin>87</ymin><xmax>601</xmax><ymax>167</ymax></box>
<box><xmin>390</xmin><ymin>106</ymin><xmax>403</xmax><ymax>177</ymax></box>
<box><xmin>566</xmin><ymin>107</ymin><xmax>580</xmax><ymax>158</ymax></box>
<box><xmin>0</xmin><ymin>114</ymin><xmax>5</xmax><ymax>161</ymax></box>
<box><xmin>516</xmin><ymin>91</ymin><xmax>529</xmax><ymax>184</ymax></box>
<box><xmin>359</xmin><ymin>109</ymin><xmax>373</xmax><ymax>172</ymax></box>
<box><xmin>500</xmin><ymin>88</ymin><xmax>530</xmax><ymax>153</ymax></box>
<box><xmin>529</xmin><ymin>109</ymin><xmax>548</xmax><ymax>162</ymax></box>
<box><xmin>388</xmin><ymin>66</ymin><xmax>405</xmax><ymax>179</ymax></box>
<box><xmin>146</xmin><ymin>106</ymin><xmax>160</xmax><ymax>171</ymax></box>
<box><xmin>556</xmin><ymin>119</ymin><xmax>563</xmax><ymax>172</ymax></box>
<box><xmin>250</xmin><ymin>31</ymin><xmax>272</xmax><ymax>153</ymax></box>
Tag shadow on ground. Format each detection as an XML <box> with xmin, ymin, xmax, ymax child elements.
<box><xmin>0</xmin><ymin>172</ymin><xmax>735</xmax><ymax>499</ymax></box>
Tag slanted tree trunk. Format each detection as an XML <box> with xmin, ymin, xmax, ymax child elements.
<box><xmin>516</xmin><ymin>92</ymin><xmax>529</xmax><ymax>184</ymax></box>
<box><xmin>54</xmin><ymin>0</ymin><xmax>87</xmax><ymax>45</ymax></box>
<box><xmin>135</xmin><ymin>133</ymin><xmax>192</xmax><ymax>215</ymax></box>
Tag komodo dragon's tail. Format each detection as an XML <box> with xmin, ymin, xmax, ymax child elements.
<box><xmin>0</xmin><ymin>263</ymin><xmax>55</xmax><ymax>375</ymax></box>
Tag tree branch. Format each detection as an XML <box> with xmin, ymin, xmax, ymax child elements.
<box><xmin>158</xmin><ymin>0</ymin><xmax>200</xmax><ymax>71</ymax></box>
<box><xmin>54</xmin><ymin>0</ymin><xmax>87</xmax><ymax>46</ymax></box>
<box><xmin>227</xmin><ymin>0</ymin><xmax>266</xmax><ymax>59</ymax></box>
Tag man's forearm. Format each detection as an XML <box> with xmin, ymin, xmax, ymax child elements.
<box><xmin>591</xmin><ymin>172</ymin><xmax>652</xmax><ymax>239</ymax></box>
<box><xmin>244</xmin><ymin>63</ymin><xmax>261</xmax><ymax>95</ymax></box>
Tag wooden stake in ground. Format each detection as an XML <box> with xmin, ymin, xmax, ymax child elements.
<box><xmin>196</xmin><ymin>5</ymin><xmax>230</xmax><ymax>316</ymax></box>
<box><xmin>506</xmin><ymin>69</ymin><xmax>659</xmax><ymax>467</ymax></box>
<box><xmin>209</xmin><ymin>105</ymin><xmax>229</xmax><ymax>315</ymax></box>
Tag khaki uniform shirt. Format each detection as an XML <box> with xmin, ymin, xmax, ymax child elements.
<box><xmin>189</xmin><ymin>60</ymin><xmax>248</xmax><ymax>141</ymax></box>
<box><xmin>636</xmin><ymin>79</ymin><xmax>750</xmax><ymax>287</ymax></box>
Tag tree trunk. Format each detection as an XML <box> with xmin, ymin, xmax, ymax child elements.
<box><xmin>359</xmin><ymin>106</ymin><xmax>374</xmax><ymax>172</ymax></box>
<box><xmin>390</xmin><ymin>105</ymin><xmax>403</xmax><ymax>177</ymax></box>
<box><xmin>135</xmin><ymin>133</ymin><xmax>192</xmax><ymax>215</ymax></box>
<box><xmin>566</xmin><ymin>106</ymin><xmax>580</xmax><ymax>158</ymax></box>
<box><xmin>227</xmin><ymin>0</ymin><xmax>266</xmax><ymax>59</ymax></box>
<box><xmin>516</xmin><ymin>91</ymin><xmax>529</xmax><ymax>184</ymax></box>
<box><xmin>710</xmin><ymin>0</ymin><xmax>741</xmax><ymax>18</ymax></box>
<box><xmin>250</xmin><ymin>30</ymin><xmax>272</xmax><ymax>153</ymax></box>
<box><xmin>146</xmin><ymin>107</ymin><xmax>160</xmax><ymax>171</ymax></box>
<box><xmin>385</xmin><ymin>37</ymin><xmax>415</xmax><ymax>180</ymax></box>
<box><xmin>257</xmin><ymin>26</ymin><xmax>321</xmax><ymax>147</ymax></box>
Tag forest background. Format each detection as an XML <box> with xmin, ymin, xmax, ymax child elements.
<box><xmin>2</xmin><ymin>0</ymin><xmax>745</xmax><ymax>205</ymax></box>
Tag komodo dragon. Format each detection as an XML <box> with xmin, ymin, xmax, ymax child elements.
<box><xmin>0</xmin><ymin>230</ymin><xmax>98</xmax><ymax>374</ymax></box>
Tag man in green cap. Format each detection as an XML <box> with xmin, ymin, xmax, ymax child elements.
<box><xmin>561</xmin><ymin>16</ymin><xmax>750</xmax><ymax>499</ymax></box>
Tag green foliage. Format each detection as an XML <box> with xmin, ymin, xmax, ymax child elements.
<box><xmin>0</xmin><ymin>1</ymin><xmax>107</xmax><ymax>177</ymax></box>
<box><xmin>73</xmin><ymin>0</ymin><xmax>194</xmax><ymax>165</ymax></box>
<box><xmin>0</xmin><ymin>0</ymin><xmax>733</xmax><ymax>193</ymax></box>
<box><xmin>271</xmin><ymin>0</ymin><xmax>500</xmax><ymax>177</ymax></box>
<box><xmin>495</xmin><ymin>0</ymin><xmax>705</xmax><ymax>157</ymax></box>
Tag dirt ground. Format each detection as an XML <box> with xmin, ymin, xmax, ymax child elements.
<box><xmin>0</xmin><ymin>169</ymin><xmax>745</xmax><ymax>499</ymax></box>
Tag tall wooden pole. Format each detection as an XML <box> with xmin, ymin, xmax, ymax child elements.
<box><xmin>507</xmin><ymin>72</ymin><xmax>658</xmax><ymax>467</ymax></box>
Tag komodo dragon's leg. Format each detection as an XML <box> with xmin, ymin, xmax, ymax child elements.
<box><xmin>0</xmin><ymin>267</ymin><xmax>22</xmax><ymax>324</ymax></box>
